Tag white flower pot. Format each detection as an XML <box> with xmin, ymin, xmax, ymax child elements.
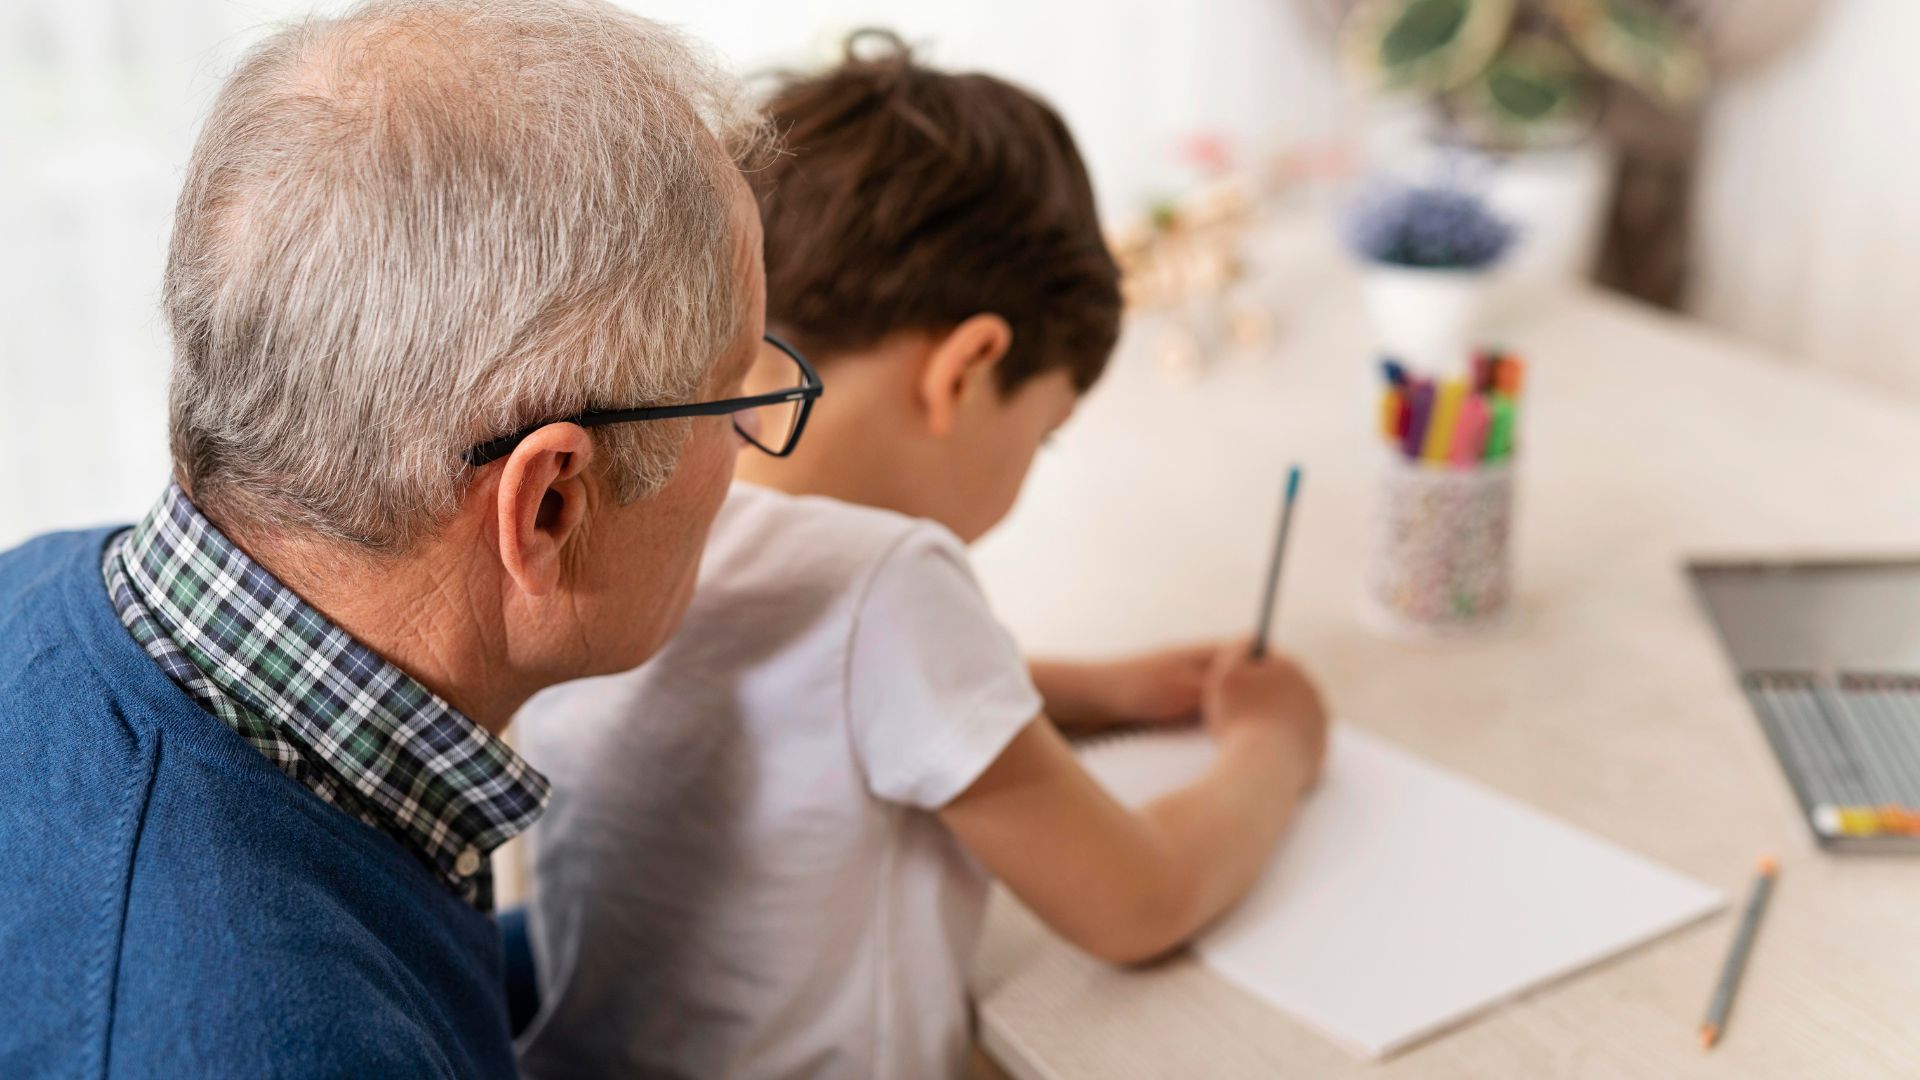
<box><xmin>1364</xmin><ymin>107</ymin><xmax>1617</xmax><ymax>308</ymax></box>
<box><xmin>1359</xmin><ymin>264</ymin><xmax>1493</xmax><ymax>370</ymax></box>
<box><xmin>1481</xmin><ymin>141</ymin><xmax>1614</xmax><ymax>289</ymax></box>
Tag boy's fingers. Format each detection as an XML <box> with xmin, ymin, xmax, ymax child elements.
<box><xmin>1216</xmin><ymin>637</ymin><xmax>1257</xmax><ymax>667</ymax></box>
<box><xmin>1204</xmin><ymin>639</ymin><xmax>1253</xmax><ymax>693</ymax></box>
<box><xmin>1205</xmin><ymin>642</ymin><xmax>1239</xmax><ymax>679</ymax></box>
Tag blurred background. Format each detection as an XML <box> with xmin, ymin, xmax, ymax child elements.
<box><xmin>5</xmin><ymin>0</ymin><xmax>1914</xmax><ymax>548</ymax></box>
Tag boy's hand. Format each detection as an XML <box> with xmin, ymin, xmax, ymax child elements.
<box><xmin>951</xmin><ymin>641</ymin><xmax>1333</xmax><ymax>967</ymax></box>
<box><xmin>1029</xmin><ymin>644</ymin><xmax>1218</xmax><ymax>732</ymax></box>
<box><xmin>1203</xmin><ymin>642</ymin><xmax>1329</xmax><ymax>791</ymax></box>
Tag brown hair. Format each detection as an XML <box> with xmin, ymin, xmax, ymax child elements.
<box><xmin>754</xmin><ymin>31</ymin><xmax>1121</xmax><ymax>394</ymax></box>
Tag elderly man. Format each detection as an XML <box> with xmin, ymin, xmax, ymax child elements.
<box><xmin>0</xmin><ymin>1</ymin><xmax>808</xmax><ymax>1075</ymax></box>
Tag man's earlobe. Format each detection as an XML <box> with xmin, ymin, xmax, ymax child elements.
<box><xmin>920</xmin><ymin>314</ymin><xmax>1013</xmax><ymax>437</ymax></box>
<box><xmin>494</xmin><ymin>424</ymin><xmax>596</xmax><ymax>597</ymax></box>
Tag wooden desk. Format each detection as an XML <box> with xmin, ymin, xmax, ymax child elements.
<box><xmin>967</xmin><ymin>239</ymin><xmax>1920</xmax><ymax>1078</ymax></box>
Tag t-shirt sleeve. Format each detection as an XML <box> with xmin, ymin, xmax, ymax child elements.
<box><xmin>845</xmin><ymin>523</ymin><xmax>1044</xmax><ymax>810</ymax></box>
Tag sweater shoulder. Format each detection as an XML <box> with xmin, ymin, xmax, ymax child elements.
<box><xmin>0</xmin><ymin>527</ymin><xmax>513</xmax><ymax>1077</ymax></box>
<box><xmin>0</xmin><ymin>529</ymin><xmax>157</xmax><ymax>1075</ymax></box>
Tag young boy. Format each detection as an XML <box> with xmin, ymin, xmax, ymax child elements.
<box><xmin>514</xmin><ymin>34</ymin><xmax>1329</xmax><ymax>1080</ymax></box>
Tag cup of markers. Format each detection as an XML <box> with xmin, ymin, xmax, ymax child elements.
<box><xmin>1366</xmin><ymin>349</ymin><xmax>1523</xmax><ymax>636</ymax></box>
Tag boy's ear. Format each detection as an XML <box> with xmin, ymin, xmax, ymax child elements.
<box><xmin>918</xmin><ymin>314</ymin><xmax>1013</xmax><ymax>438</ymax></box>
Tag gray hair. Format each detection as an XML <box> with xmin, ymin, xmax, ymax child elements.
<box><xmin>164</xmin><ymin>0</ymin><xmax>768</xmax><ymax>551</ymax></box>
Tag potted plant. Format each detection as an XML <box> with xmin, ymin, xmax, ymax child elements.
<box><xmin>1334</xmin><ymin>0</ymin><xmax>1706</xmax><ymax>288</ymax></box>
<box><xmin>1344</xmin><ymin>179</ymin><xmax>1516</xmax><ymax>368</ymax></box>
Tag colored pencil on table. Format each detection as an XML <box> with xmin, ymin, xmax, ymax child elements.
<box><xmin>1700</xmin><ymin>857</ymin><xmax>1778</xmax><ymax>1050</ymax></box>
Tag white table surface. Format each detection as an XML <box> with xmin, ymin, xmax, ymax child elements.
<box><xmin>966</xmin><ymin>224</ymin><xmax>1920</xmax><ymax>1079</ymax></box>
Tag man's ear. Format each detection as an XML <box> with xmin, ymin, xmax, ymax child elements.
<box><xmin>918</xmin><ymin>314</ymin><xmax>1013</xmax><ymax>438</ymax></box>
<box><xmin>494</xmin><ymin>423</ymin><xmax>596</xmax><ymax>597</ymax></box>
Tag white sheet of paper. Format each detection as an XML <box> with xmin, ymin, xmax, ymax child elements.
<box><xmin>1080</xmin><ymin>725</ymin><xmax>1725</xmax><ymax>1059</ymax></box>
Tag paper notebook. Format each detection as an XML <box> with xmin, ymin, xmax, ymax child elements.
<box><xmin>1080</xmin><ymin>726</ymin><xmax>1725</xmax><ymax>1059</ymax></box>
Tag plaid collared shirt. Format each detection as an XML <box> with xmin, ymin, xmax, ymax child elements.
<box><xmin>102</xmin><ymin>484</ymin><xmax>549</xmax><ymax>909</ymax></box>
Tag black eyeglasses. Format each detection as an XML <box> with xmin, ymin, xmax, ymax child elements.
<box><xmin>463</xmin><ymin>334</ymin><xmax>823</xmax><ymax>467</ymax></box>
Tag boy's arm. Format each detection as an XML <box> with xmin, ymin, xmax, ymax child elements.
<box><xmin>939</xmin><ymin>647</ymin><xmax>1327</xmax><ymax>965</ymax></box>
<box><xmin>1028</xmin><ymin>643</ymin><xmax>1213</xmax><ymax>732</ymax></box>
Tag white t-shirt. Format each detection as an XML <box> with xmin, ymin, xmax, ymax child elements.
<box><xmin>515</xmin><ymin>483</ymin><xmax>1042</xmax><ymax>1080</ymax></box>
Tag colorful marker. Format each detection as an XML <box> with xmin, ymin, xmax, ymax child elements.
<box><xmin>1400</xmin><ymin>380</ymin><xmax>1434</xmax><ymax>459</ymax></box>
<box><xmin>1471</xmin><ymin>349</ymin><xmax>1498</xmax><ymax>394</ymax></box>
<box><xmin>1485</xmin><ymin>396</ymin><xmax>1517</xmax><ymax>462</ymax></box>
<box><xmin>1380</xmin><ymin>387</ymin><xmax>1406</xmax><ymax>440</ymax></box>
<box><xmin>1422</xmin><ymin>380</ymin><xmax>1466</xmax><ymax>463</ymax></box>
<box><xmin>1494</xmin><ymin>355</ymin><xmax>1526</xmax><ymax>398</ymax></box>
<box><xmin>1378</xmin><ymin>351</ymin><xmax>1522</xmax><ymax>467</ymax></box>
<box><xmin>1450</xmin><ymin>393</ymin><xmax>1490</xmax><ymax>466</ymax></box>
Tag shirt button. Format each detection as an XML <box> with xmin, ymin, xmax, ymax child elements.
<box><xmin>454</xmin><ymin>847</ymin><xmax>483</xmax><ymax>878</ymax></box>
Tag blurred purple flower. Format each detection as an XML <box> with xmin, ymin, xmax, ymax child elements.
<box><xmin>1343</xmin><ymin>181</ymin><xmax>1516</xmax><ymax>271</ymax></box>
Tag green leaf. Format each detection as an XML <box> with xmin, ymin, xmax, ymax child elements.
<box><xmin>1343</xmin><ymin>0</ymin><xmax>1516</xmax><ymax>95</ymax></box>
<box><xmin>1551</xmin><ymin>0</ymin><xmax>1707</xmax><ymax>107</ymax></box>
<box><xmin>1380</xmin><ymin>0</ymin><xmax>1471</xmax><ymax>67</ymax></box>
<box><xmin>1487</xmin><ymin>69</ymin><xmax>1562</xmax><ymax>120</ymax></box>
<box><xmin>1447</xmin><ymin>34</ymin><xmax>1598</xmax><ymax>149</ymax></box>
<box><xmin>1606</xmin><ymin>2</ymin><xmax>1667</xmax><ymax>44</ymax></box>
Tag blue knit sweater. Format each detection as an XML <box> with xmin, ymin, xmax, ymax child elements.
<box><xmin>0</xmin><ymin>529</ymin><xmax>516</xmax><ymax>1078</ymax></box>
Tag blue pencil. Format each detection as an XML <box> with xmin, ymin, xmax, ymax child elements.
<box><xmin>1251</xmin><ymin>465</ymin><xmax>1303</xmax><ymax>659</ymax></box>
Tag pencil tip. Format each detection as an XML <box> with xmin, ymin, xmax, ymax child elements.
<box><xmin>1700</xmin><ymin>1025</ymin><xmax>1719</xmax><ymax>1050</ymax></box>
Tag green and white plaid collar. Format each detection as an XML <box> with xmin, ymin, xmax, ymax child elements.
<box><xmin>102</xmin><ymin>484</ymin><xmax>549</xmax><ymax>909</ymax></box>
